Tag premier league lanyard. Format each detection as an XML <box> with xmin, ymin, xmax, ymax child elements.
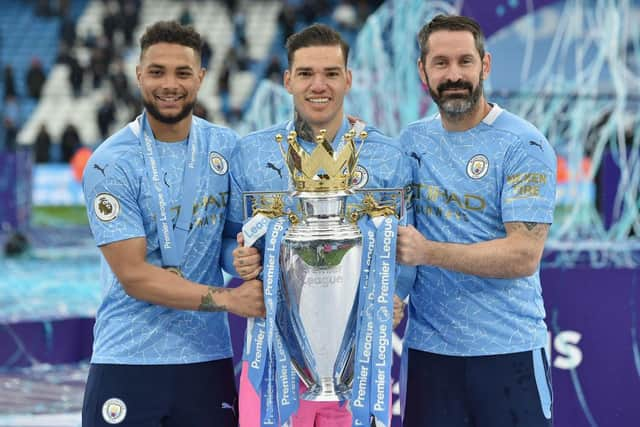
<box><xmin>139</xmin><ymin>112</ymin><xmax>200</xmax><ymax>272</ymax></box>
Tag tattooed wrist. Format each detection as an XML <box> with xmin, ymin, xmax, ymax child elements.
<box><xmin>199</xmin><ymin>287</ymin><xmax>228</xmax><ymax>312</ymax></box>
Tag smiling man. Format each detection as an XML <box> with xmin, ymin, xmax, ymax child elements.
<box><xmin>397</xmin><ymin>15</ymin><xmax>557</xmax><ymax>427</ymax></box>
<box><xmin>81</xmin><ymin>21</ymin><xmax>264</xmax><ymax>427</ymax></box>
<box><xmin>228</xmin><ymin>24</ymin><xmax>414</xmax><ymax>426</ymax></box>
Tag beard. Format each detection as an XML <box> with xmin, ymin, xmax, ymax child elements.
<box><xmin>143</xmin><ymin>96</ymin><xmax>195</xmax><ymax>125</ymax></box>
<box><xmin>425</xmin><ymin>69</ymin><xmax>484</xmax><ymax>122</ymax></box>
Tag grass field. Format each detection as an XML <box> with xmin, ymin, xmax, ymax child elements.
<box><xmin>31</xmin><ymin>205</ymin><xmax>88</xmax><ymax>226</ymax></box>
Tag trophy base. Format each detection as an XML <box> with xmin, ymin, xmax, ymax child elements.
<box><xmin>301</xmin><ymin>379</ymin><xmax>351</xmax><ymax>402</ymax></box>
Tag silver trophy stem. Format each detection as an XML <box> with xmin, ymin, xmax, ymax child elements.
<box><xmin>278</xmin><ymin>191</ymin><xmax>362</xmax><ymax>401</ymax></box>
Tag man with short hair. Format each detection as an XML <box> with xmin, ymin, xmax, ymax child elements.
<box><xmin>81</xmin><ymin>21</ymin><xmax>264</xmax><ymax>426</ymax></box>
<box><xmin>397</xmin><ymin>14</ymin><xmax>556</xmax><ymax>427</ymax></box>
<box><xmin>229</xmin><ymin>23</ymin><xmax>413</xmax><ymax>427</ymax></box>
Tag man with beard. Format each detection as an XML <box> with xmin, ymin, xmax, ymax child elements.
<box><xmin>81</xmin><ymin>21</ymin><xmax>264</xmax><ymax>426</ymax></box>
<box><xmin>396</xmin><ymin>15</ymin><xmax>556</xmax><ymax>427</ymax></box>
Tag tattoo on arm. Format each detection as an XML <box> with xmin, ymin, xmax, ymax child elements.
<box><xmin>508</xmin><ymin>222</ymin><xmax>550</xmax><ymax>241</ymax></box>
<box><xmin>294</xmin><ymin>109</ymin><xmax>315</xmax><ymax>142</ymax></box>
<box><xmin>199</xmin><ymin>287</ymin><xmax>228</xmax><ymax>312</ymax></box>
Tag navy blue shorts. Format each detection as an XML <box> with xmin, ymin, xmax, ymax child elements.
<box><xmin>403</xmin><ymin>348</ymin><xmax>552</xmax><ymax>427</ymax></box>
<box><xmin>82</xmin><ymin>358</ymin><xmax>238</xmax><ymax>427</ymax></box>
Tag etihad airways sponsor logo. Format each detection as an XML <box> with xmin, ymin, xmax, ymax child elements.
<box><xmin>416</xmin><ymin>184</ymin><xmax>486</xmax><ymax>210</ymax></box>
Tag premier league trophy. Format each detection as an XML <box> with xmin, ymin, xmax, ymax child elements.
<box><xmin>243</xmin><ymin>128</ymin><xmax>400</xmax><ymax>425</ymax></box>
<box><xmin>276</xmin><ymin>129</ymin><xmax>364</xmax><ymax>401</ymax></box>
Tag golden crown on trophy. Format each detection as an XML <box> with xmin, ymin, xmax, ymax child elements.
<box><xmin>275</xmin><ymin>129</ymin><xmax>367</xmax><ymax>192</ymax></box>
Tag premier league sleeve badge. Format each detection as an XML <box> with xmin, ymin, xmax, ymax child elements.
<box><xmin>94</xmin><ymin>193</ymin><xmax>120</xmax><ymax>222</ymax></box>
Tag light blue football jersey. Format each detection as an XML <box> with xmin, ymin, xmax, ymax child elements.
<box><xmin>227</xmin><ymin>118</ymin><xmax>414</xmax><ymax>298</ymax></box>
<box><xmin>82</xmin><ymin>115</ymin><xmax>238</xmax><ymax>364</ymax></box>
<box><xmin>399</xmin><ymin>104</ymin><xmax>557</xmax><ymax>356</ymax></box>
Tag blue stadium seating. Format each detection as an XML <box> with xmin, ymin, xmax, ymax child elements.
<box><xmin>0</xmin><ymin>0</ymin><xmax>89</xmax><ymax>134</ymax></box>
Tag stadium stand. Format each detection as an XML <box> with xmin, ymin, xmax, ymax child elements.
<box><xmin>1</xmin><ymin>0</ymin><xmax>89</xmax><ymax>150</ymax></box>
<box><xmin>15</xmin><ymin>0</ymin><xmax>281</xmax><ymax>149</ymax></box>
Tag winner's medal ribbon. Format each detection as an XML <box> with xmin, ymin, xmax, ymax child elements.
<box><xmin>139</xmin><ymin>112</ymin><xmax>200</xmax><ymax>272</ymax></box>
<box><xmin>351</xmin><ymin>217</ymin><xmax>377</xmax><ymax>426</ymax></box>
<box><xmin>369</xmin><ymin>215</ymin><xmax>397</xmax><ymax>426</ymax></box>
<box><xmin>244</xmin><ymin>216</ymin><xmax>288</xmax><ymax>388</ymax></box>
<box><xmin>241</xmin><ymin>213</ymin><xmax>270</xmax><ymax>364</ymax></box>
<box><xmin>257</xmin><ymin>217</ymin><xmax>289</xmax><ymax>426</ymax></box>
<box><xmin>274</xmin><ymin>327</ymin><xmax>299</xmax><ymax>424</ymax></box>
<box><xmin>260</xmin><ymin>350</ymin><xmax>277</xmax><ymax>425</ymax></box>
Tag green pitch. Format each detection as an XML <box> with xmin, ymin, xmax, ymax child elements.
<box><xmin>32</xmin><ymin>205</ymin><xmax>89</xmax><ymax>226</ymax></box>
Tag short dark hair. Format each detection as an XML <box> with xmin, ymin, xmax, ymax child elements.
<box><xmin>418</xmin><ymin>14</ymin><xmax>485</xmax><ymax>62</ymax></box>
<box><xmin>139</xmin><ymin>21</ymin><xmax>202</xmax><ymax>60</ymax></box>
<box><xmin>285</xmin><ymin>23</ymin><xmax>350</xmax><ymax>68</ymax></box>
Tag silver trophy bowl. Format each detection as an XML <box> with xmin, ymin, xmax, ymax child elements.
<box><xmin>277</xmin><ymin>191</ymin><xmax>362</xmax><ymax>401</ymax></box>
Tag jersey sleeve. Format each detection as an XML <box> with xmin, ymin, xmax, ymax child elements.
<box><xmin>227</xmin><ymin>136</ymin><xmax>249</xmax><ymax>230</ymax></box>
<box><xmin>218</xmin><ymin>126</ymin><xmax>241</xmax><ymax>229</ymax></box>
<box><xmin>83</xmin><ymin>153</ymin><xmax>146</xmax><ymax>247</ymax></box>
<box><xmin>215</xmin><ymin>127</ymin><xmax>242</xmax><ymax>277</ymax></box>
<box><xmin>501</xmin><ymin>134</ymin><xmax>557</xmax><ymax>224</ymax></box>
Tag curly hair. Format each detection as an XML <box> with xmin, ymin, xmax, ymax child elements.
<box><xmin>139</xmin><ymin>21</ymin><xmax>202</xmax><ymax>59</ymax></box>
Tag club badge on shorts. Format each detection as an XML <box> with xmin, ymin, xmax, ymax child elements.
<box><xmin>466</xmin><ymin>154</ymin><xmax>489</xmax><ymax>179</ymax></box>
<box><xmin>352</xmin><ymin>165</ymin><xmax>369</xmax><ymax>189</ymax></box>
<box><xmin>94</xmin><ymin>193</ymin><xmax>120</xmax><ymax>222</ymax></box>
<box><xmin>209</xmin><ymin>152</ymin><xmax>228</xmax><ymax>175</ymax></box>
<box><xmin>102</xmin><ymin>397</ymin><xmax>127</xmax><ymax>424</ymax></box>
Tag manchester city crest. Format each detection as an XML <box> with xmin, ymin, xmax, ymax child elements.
<box><xmin>466</xmin><ymin>154</ymin><xmax>489</xmax><ymax>179</ymax></box>
<box><xmin>102</xmin><ymin>397</ymin><xmax>127</xmax><ymax>424</ymax></box>
<box><xmin>93</xmin><ymin>193</ymin><xmax>120</xmax><ymax>222</ymax></box>
<box><xmin>209</xmin><ymin>152</ymin><xmax>228</xmax><ymax>175</ymax></box>
<box><xmin>351</xmin><ymin>165</ymin><xmax>369</xmax><ymax>189</ymax></box>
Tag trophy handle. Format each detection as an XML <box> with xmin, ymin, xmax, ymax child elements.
<box><xmin>290</xmin><ymin>359</ymin><xmax>313</xmax><ymax>388</ymax></box>
<box><xmin>351</xmin><ymin>187</ymin><xmax>406</xmax><ymax>221</ymax></box>
<box><xmin>242</xmin><ymin>191</ymin><xmax>291</xmax><ymax>220</ymax></box>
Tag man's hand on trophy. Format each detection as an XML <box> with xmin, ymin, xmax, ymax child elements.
<box><xmin>393</xmin><ymin>294</ymin><xmax>406</xmax><ymax>329</ymax></box>
<box><xmin>229</xmin><ymin>279</ymin><xmax>266</xmax><ymax>318</ymax></box>
<box><xmin>233</xmin><ymin>232</ymin><xmax>263</xmax><ymax>280</ymax></box>
<box><xmin>396</xmin><ymin>225</ymin><xmax>429</xmax><ymax>266</ymax></box>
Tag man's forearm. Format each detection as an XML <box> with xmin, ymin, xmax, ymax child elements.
<box><xmin>423</xmin><ymin>237</ymin><xmax>541</xmax><ymax>279</ymax></box>
<box><xmin>118</xmin><ymin>262</ymin><xmax>232</xmax><ymax>312</ymax></box>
